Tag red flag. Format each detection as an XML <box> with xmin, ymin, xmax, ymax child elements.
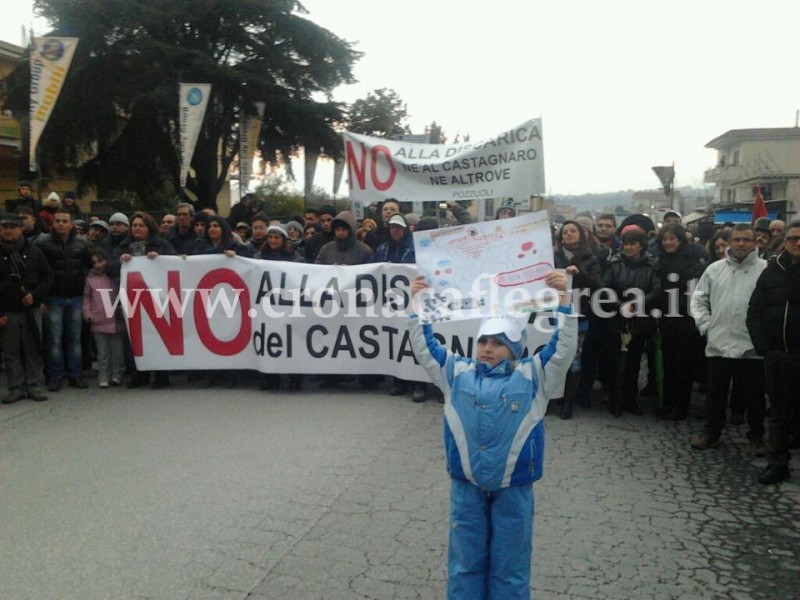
<box><xmin>751</xmin><ymin>186</ymin><xmax>768</xmax><ymax>224</ymax></box>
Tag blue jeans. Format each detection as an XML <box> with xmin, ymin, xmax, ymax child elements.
<box><xmin>448</xmin><ymin>479</ymin><xmax>534</xmax><ymax>600</ymax></box>
<box><xmin>45</xmin><ymin>296</ymin><xmax>83</xmax><ymax>381</ymax></box>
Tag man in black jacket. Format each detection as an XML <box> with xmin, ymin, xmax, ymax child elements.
<box><xmin>36</xmin><ymin>209</ymin><xmax>92</xmax><ymax>391</ymax></box>
<box><xmin>0</xmin><ymin>215</ymin><xmax>54</xmax><ymax>404</ymax></box>
<box><xmin>747</xmin><ymin>220</ymin><xmax>800</xmax><ymax>484</ymax></box>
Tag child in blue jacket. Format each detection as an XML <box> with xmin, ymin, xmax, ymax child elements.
<box><xmin>409</xmin><ymin>271</ymin><xmax>577</xmax><ymax>600</ymax></box>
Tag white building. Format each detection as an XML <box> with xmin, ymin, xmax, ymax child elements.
<box><xmin>704</xmin><ymin>127</ymin><xmax>800</xmax><ymax>219</ymax></box>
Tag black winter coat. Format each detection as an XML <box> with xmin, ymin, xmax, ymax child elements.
<box><xmin>35</xmin><ymin>230</ymin><xmax>92</xmax><ymax>297</ymax></box>
<box><xmin>656</xmin><ymin>243</ymin><xmax>705</xmax><ymax>337</ymax></box>
<box><xmin>602</xmin><ymin>251</ymin><xmax>661</xmax><ymax>336</ymax></box>
<box><xmin>553</xmin><ymin>247</ymin><xmax>603</xmax><ymax>317</ymax></box>
<box><xmin>0</xmin><ymin>238</ymin><xmax>54</xmax><ymax>314</ymax></box>
<box><xmin>108</xmin><ymin>234</ymin><xmax>177</xmax><ymax>278</ymax></box>
<box><xmin>747</xmin><ymin>251</ymin><xmax>800</xmax><ymax>355</ymax></box>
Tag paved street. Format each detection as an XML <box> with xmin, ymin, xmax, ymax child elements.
<box><xmin>1</xmin><ymin>377</ymin><xmax>798</xmax><ymax>600</ymax></box>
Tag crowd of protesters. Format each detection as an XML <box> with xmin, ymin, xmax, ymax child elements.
<box><xmin>1</xmin><ymin>180</ymin><xmax>798</xmax><ymax>484</ymax></box>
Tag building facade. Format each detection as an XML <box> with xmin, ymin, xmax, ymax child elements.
<box><xmin>704</xmin><ymin>127</ymin><xmax>800</xmax><ymax>219</ymax></box>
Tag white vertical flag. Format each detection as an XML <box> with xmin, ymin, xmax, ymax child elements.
<box><xmin>29</xmin><ymin>37</ymin><xmax>79</xmax><ymax>172</ymax></box>
<box><xmin>179</xmin><ymin>83</ymin><xmax>211</xmax><ymax>188</ymax></box>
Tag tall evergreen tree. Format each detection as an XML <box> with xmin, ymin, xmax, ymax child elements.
<box><xmin>7</xmin><ymin>0</ymin><xmax>359</xmax><ymax>210</ymax></box>
<box><xmin>347</xmin><ymin>88</ymin><xmax>409</xmax><ymax>138</ymax></box>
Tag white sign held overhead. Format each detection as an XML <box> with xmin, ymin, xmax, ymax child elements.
<box><xmin>412</xmin><ymin>211</ymin><xmax>559</xmax><ymax>323</ymax></box>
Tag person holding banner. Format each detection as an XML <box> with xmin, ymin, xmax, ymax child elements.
<box><xmin>111</xmin><ymin>212</ymin><xmax>176</xmax><ymax>389</ymax></box>
<box><xmin>375</xmin><ymin>214</ymin><xmax>427</xmax><ymax>402</ymax></box>
<box><xmin>409</xmin><ymin>271</ymin><xmax>577</xmax><ymax>600</ymax></box>
<box><xmin>316</xmin><ymin>210</ymin><xmax>376</xmax><ymax>390</ymax></box>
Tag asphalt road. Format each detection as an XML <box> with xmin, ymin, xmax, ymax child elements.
<box><xmin>2</xmin><ymin>376</ymin><xmax>798</xmax><ymax>599</ymax></box>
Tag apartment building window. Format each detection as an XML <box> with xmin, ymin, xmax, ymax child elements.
<box><xmin>732</xmin><ymin>149</ymin><xmax>740</xmax><ymax>166</ymax></box>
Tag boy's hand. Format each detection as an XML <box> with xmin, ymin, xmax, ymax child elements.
<box><xmin>544</xmin><ymin>270</ymin><xmax>568</xmax><ymax>292</ymax></box>
<box><xmin>410</xmin><ymin>275</ymin><xmax>430</xmax><ymax>316</ymax></box>
<box><xmin>411</xmin><ymin>275</ymin><xmax>430</xmax><ymax>298</ymax></box>
<box><xmin>544</xmin><ymin>270</ymin><xmax>571</xmax><ymax>308</ymax></box>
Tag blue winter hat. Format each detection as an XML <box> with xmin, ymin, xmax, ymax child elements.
<box><xmin>477</xmin><ymin>315</ymin><xmax>528</xmax><ymax>360</ymax></box>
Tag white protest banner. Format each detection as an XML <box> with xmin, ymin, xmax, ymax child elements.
<box><xmin>119</xmin><ymin>256</ymin><xmax>560</xmax><ymax>379</ymax></box>
<box><xmin>179</xmin><ymin>83</ymin><xmax>211</xmax><ymax>188</ymax></box>
<box><xmin>29</xmin><ymin>37</ymin><xmax>79</xmax><ymax>172</ymax></box>
<box><xmin>342</xmin><ymin>119</ymin><xmax>544</xmax><ymax>204</ymax></box>
<box><xmin>413</xmin><ymin>211</ymin><xmax>559</xmax><ymax>323</ymax></box>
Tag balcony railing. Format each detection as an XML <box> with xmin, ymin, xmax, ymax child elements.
<box><xmin>704</xmin><ymin>165</ymin><xmax>743</xmax><ymax>183</ymax></box>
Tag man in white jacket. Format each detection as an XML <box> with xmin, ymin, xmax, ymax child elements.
<box><xmin>690</xmin><ymin>224</ymin><xmax>768</xmax><ymax>454</ymax></box>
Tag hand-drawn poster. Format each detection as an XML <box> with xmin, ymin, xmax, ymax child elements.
<box><xmin>413</xmin><ymin>211</ymin><xmax>560</xmax><ymax>323</ymax></box>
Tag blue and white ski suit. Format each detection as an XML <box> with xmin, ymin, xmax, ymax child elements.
<box><xmin>410</xmin><ymin>305</ymin><xmax>577</xmax><ymax>600</ymax></box>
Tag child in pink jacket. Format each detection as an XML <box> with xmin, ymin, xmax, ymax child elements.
<box><xmin>82</xmin><ymin>249</ymin><xmax>124</xmax><ymax>387</ymax></box>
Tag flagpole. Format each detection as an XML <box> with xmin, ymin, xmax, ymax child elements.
<box><xmin>670</xmin><ymin>161</ymin><xmax>675</xmax><ymax>212</ymax></box>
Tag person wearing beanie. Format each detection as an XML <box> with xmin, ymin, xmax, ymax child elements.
<box><xmin>754</xmin><ymin>219</ymin><xmax>773</xmax><ymax>259</ymax></box>
<box><xmin>38</xmin><ymin>193</ymin><xmax>62</xmax><ymax>234</ymax></box>
<box><xmin>303</xmin><ymin>204</ymin><xmax>336</xmax><ymax>263</ymax></box>
<box><xmin>495</xmin><ymin>204</ymin><xmax>516</xmax><ymax>219</ymax></box>
<box><xmin>284</xmin><ymin>220</ymin><xmax>306</xmax><ymax>256</ymax></box>
<box><xmin>618</xmin><ymin>214</ymin><xmax>656</xmax><ymax>237</ymax></box>
<box><xmin>409</xmin><ymin>271</ymin><xmax>577</xmax><ymax>599</ymax></box>
<box><xmin>259</xmin><ymin>223</ymin><xmax>303</xmax><ymax>262</ymax></box>
<box><xmin>103</xmin><ymin>212</ymin><xmax>130</xmax><ymax>254</ymax></box>
<box><xmin>257</xmin><ymin>222</ymin><xmax>304</xmax><ymax>392</ymax></box>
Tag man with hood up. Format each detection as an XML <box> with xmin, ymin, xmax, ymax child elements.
<box><xmin>315</xmin><ymin>210</ymin><xmax>373</xmax><ymax>266</ymax></box>
<box><xmin>315</xmin><ymin>210</ymin><xmax>374</xmax><ymax>390</ymax></box>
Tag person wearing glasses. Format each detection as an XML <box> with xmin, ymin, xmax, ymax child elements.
<box><xmin>747</xmin><ymin>221</ymin><xmax>800</xmax><ymax>485</ymax></box>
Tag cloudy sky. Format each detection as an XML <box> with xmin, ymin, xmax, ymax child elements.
<box><xmin>4</xmin><ymin>0</ymin><xmax>799</xmax><ymax>195</ymax></box>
